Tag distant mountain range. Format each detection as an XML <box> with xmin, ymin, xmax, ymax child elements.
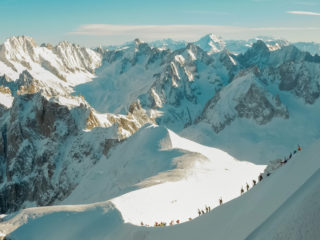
<box><xmin>104</xmin><ymin>33</ymin><xmax>320</xmax><ymax>56</ymax></box>
<box><xmin>1</xmin><ymin>34</ymin><xmax>320</xmax><ymax>240</ymax></box>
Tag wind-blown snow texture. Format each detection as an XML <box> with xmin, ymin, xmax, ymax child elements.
<box><xmin>0</xmin><ymin>34</ymin><xmax>320</xmax><ymax>240</ymax></box>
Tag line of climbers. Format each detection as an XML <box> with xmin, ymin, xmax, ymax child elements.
<box><xmin>240</xmin><ymin>144</ymin><xmax>302</xmax><ymax>196</ymax></box>
<box><xmin>198</xmin><ymin>205</ymin><xmax>211</xmax><ymax>216</ymax></box>
<box><xmin>141</xmin><ymin>145</ymin><xmax>302</xmax><ymax>228</ymax></box>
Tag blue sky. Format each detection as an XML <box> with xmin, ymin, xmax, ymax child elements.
<box><xmin>0</xmin><ymin>0</ymin><xmax>320</xmax><ymax>46</ymax></box>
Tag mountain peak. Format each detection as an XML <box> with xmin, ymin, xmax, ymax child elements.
<box><xmin>134</xmin><ymin>38</ymin><xmax>143</xmax><ymax>45</ymax></box>
<box><xmin>56</xmin><ymin>41</ymin><xmax>79</xmax><ymax>49</ymax></box>
<box><xmin>252</xmin><ymin>40</ymin><xmax>269</xmax><ymax>52</ymax></box>
<box><xmin>195</xmin><ymin>33</ymin><xmax>226</xmax><ymax>54</ymax></box>
<box><xmin>2</xmin><ymin>35</ymin><xmax>38</xmax><ymax>54</ymax></box>
<box><xmin>4</xmin><ymin>35</ymin><xmax>37</xmax><ymax>47</ymax></box>
<box><xmin>207</xmin><ymin>33</ymin><xmax>223</xmax><ymax>42</ymax></box>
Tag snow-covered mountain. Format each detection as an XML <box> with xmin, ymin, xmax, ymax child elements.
<box><xmin>1</xmin><ymin>35</ymin><xmax>320</xmax><ymax>240</ymax></box>
<box><xmin>293</xmin><ymin>42</ymin><xmax>320</xmax><ymax>56</ymax></box>
<box><xmin>0</xmin><ymin>36</ymin><xmax>154</xmax><ymax>214</ymax></box>
<box><xmin>0</xmin><ymin>36</ymin><xmax>101</xmax><ymax>91</ymax></box>
<box><xmin>194</xmin><ymin>33</ymin><xmax>226</xmax><ymax>55</ymax></box>
<box><xmin>148</xmin><ymin>39</ymin><xmax>188</xmax><ymax>51</ymax></box>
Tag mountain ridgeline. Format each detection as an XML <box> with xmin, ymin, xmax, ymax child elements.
<box><xmin>0</xmin><ymin>34</ymin><xmax>320</xmax><ymax>214</ymax></box>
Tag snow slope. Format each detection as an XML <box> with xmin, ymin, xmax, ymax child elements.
<box><xmin>246</xmin><ymin>167</ymin><xmax>320</xmax><ymax>240</ymax></box>
<box><xmin>75</xmin><ymin>40</ymin><xmax>167</xmax><ymax>113</ymax></box>
<box><xmin>62</xmin><ymin>125</ymin><xmax>265</xmax><ymax>226</ymax></box>
<box><xmin>0</xmin><ymin>89</ymin><xmax>13</xmax><ymax>108</ymax></box>
<box><xmin>1</xmin><ymin>137</ymin><xmax>319</xmax><ymax>240</ymax></box>
<box><xmin>111</xmin><ymin>128</ymin><xmax>265</xmax><ymax>226</ymax></box>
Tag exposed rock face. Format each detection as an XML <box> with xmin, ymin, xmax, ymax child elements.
<box><xmin>136</xmin><ymin>44</ymin><xmax>234</xmax><ymax>130</ymax></box>
<box><xmin>0</xmin><ymin>93</ymin><xmax>84</xmax><ymax>212</ymax></box>
<box><xmin>0</xmin><ymin>90</ymin><xmax>152</xmax><ymax>213</ymax></box>
<box><xmin>197</xmin><ymin>67</ymin><xmax>289</xmax><ymax>133</ymax></box>
<box><xmin>0</xmin><ymin>73</ymin><xmax>154</xmax><ymax>213</ymax></box>
<box><xmin>278</xmin><ymin>62</ymin><xmax>320</xmax><ymax>104</ymax></box>
<box><xmin>238</xmin><ymin>40</ymin><xmax>271</xmax><ymax>68</ymax></box>
<box><xmin>235</xmin><ymin>84</ymin><xmax>289</xmax><ymax>124</ymax></box>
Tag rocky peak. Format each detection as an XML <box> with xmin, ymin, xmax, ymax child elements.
<box><xmin>252</xmin><ymin>40</ymin><xmax>270</xmax><ymax>52</ymax></box>
<box><xmin>0</xmin><ymin>75</ymin><xmax>11</xmax><ymax>85</ymax></box>
<box><xmin>238</xmin><ymin>40</ymin><xmax>270</xmax><ymax>68</ymax></box>
<box><xmin>134</xmin><ymin>38</ymin><xmax>143</xmax><ymax>45</ymax></box>
<box><xmin>53</xmin><ymin>41</ymin><xmax>101</xmax><ymax>73</ymax></box>
<box><xmin>3</xmin><ymin>36</ymin><xmax>37</xmax><ymax>52</ymax></box>
<box><xmin>0</xmin><ymin>36</ymin><xmax>39</xmax><ymax>64</ymax></box>
<box><xmin>170</xmin><ymin>43</ymin><xmax>213</xmax><ymax>65</ymax></box>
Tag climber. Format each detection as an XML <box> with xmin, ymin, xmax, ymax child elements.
<box><xmin>258</xmin><ymin>174</ymin><xmax>263</xmax><ymax>182</ymax></box>
<box><xmin>176</xmin><ymin>220</ymin><xmax>180</xmax><ymax>224</ymax></box>
<box><xmin>201</xmin><ymin>210</ymin><xmax>205</xmax><ymax>215</ymax></box>
<box><xmin>281</xmin><ymin>157</ymin><xmax>287</xmax><ymax>165</ymax></box>
<box><xmin>241</xmin><ymin>187</ymin><xmax>244</xmax><ymax>195</ymax></box>
<box><xmin>298</xmin><ymin>145</ymin><xmax>302</xmax><ymax>151</ymax></box>
<box><xmin>141</xmin><ymin>221</ymin><xmax>144</xmax><ymax>226</ymax></box>
<box><xmin>219</xmin><ymin>198</ymin><xmax>223</xmax><ymax>205</ymax></box>
<box><xmin>253</xmin><ymin>179</ymin><xmax>257</xmax><ymax>186</ymax></box>
<box><xmin>198</xmin><ymin>209</ymin><xmax>201</xmax><ymax>216</ymax></box>
<box><xmin>267</xmin><ymin>172</ymin><xmax>271</xmax><ymax>177</ymax></box>
<box><xmin>246</xmin><ymin>183</ymin><xmax>250</xmax><ymax>191</ymax></box>
<box><xmin>188</xmin><ymin>217</ymin><xmax>192</xmax><ymax>221</ymax></box>
<box><xmin>289</xmin><ymin>153</ymin><xmax>292</xmax><ymax>159</ymax></box>
<box><xmin>293</xmin><ymin>150</ymin><xmax>297</xmax><ymax>154</ymax></box>
<box><xmin>170</xmin><ymin>220</ymin><xmax>174</xmax><ymax>226</ymax></box>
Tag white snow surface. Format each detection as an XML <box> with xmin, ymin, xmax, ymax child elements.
<box><xmin>111</xmin><ymin>128</ymin><xmax>265</xmax><ymax>226</ymax></box>
<box><xmin>0</xmin><ymin>91</ymin><xmax>14</xmax><ymax>108</ymax></box>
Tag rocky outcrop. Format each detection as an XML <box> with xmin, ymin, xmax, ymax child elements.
<box><xmin>278</xmin><ymin>62</ymin><xmax>320</xmax><ymax>104</ymax></box>
<box><xmin>0</xmin><ymin>93</ymin><xmax>120</xmax><ymax>213</ymax></box>
<box><xmin>235</xmin><ymin>84</ymin><xmax>289</xmax><ymax>124</ymax></box>
<box><xmin>197</xmin><ymin>67</ymin><xmax>289</xmax><ymax>133</ymax></box>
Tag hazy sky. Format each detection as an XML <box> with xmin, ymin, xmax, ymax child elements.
<box><xmin>1</xmin><ymin>0</ymin><xmax>320</xmax><ymax>46</ymax></box>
